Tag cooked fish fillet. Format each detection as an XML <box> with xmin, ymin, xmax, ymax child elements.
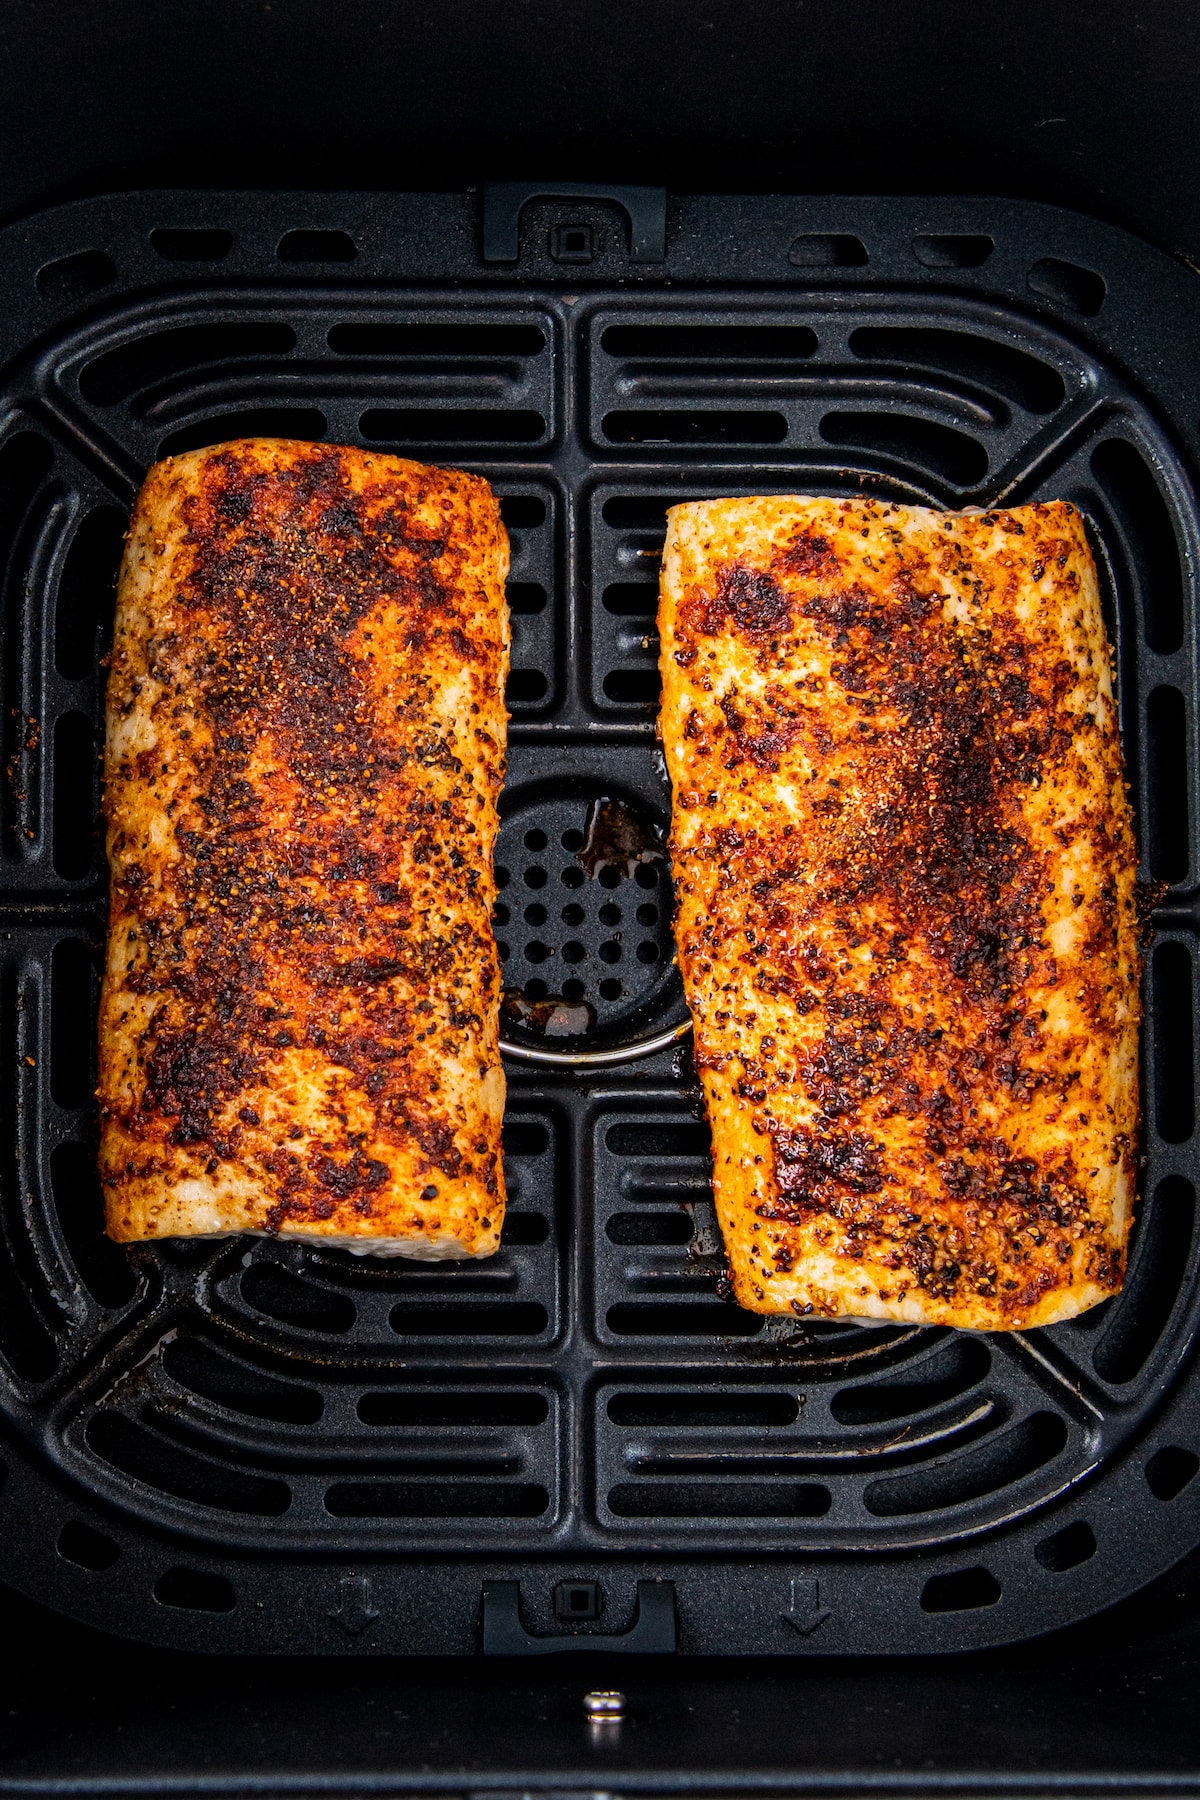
<box><xmin>659</xmin><ymin>496</ymin><xmax>1139</xmax><ymax>1329</ymax></box>
<box><xmin>99</xmin><ymin>439</ymin><xmax>509</xmax><ymax>1259</ymax></box>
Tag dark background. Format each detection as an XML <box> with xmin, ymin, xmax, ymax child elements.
<box><xmin>0</xmin><ymin>1</ymin><xmax>1198</xmax><ymax>1785</ymax></box>
<box><xmin>0</xmin><ymin>0</ymin><xmax>1195</xmax><ymax>257</ymax></box>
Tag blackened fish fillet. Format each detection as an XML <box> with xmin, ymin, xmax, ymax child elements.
<box><xmin>100</xmin><ymin>439</ymin><xmax>509</xmax><ymax>1258</ymax></box>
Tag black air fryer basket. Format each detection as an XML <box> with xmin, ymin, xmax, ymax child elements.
<box><xmin>0</xmin><ymin>182</ymin><xmax>1198</xmax><ymax>1676</ymax></box>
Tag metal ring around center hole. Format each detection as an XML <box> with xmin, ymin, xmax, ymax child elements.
<box><xmin>500</xmin><ymin>1016</ymin><xmax>692</xmax><ymax>1067</ymax></box>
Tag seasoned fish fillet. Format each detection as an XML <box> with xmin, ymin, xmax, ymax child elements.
<box><xmin>659</xmin><ymin>496</ymin><xmax>1139</xmax><ymax>1329</ymax></box>
<box><xmin>100</xmin><ymin>439</ymin><xmax>509</xmax><ymax>1259</ymax></box>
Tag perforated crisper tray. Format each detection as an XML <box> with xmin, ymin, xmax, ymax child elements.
<box><xmin>0</xmin><ymin>184</ymin><xmax>1199</xmax><ymax>1656</ymax></box>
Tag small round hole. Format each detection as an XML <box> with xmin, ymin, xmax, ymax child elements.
<box><xmin>524</xmin><ymin>866</ymin><xmax>548</xmax><ymax>889</ymax></box>
<box><xmin>497</xmin><ymin>941</ymin><xmax>511</xmax><ymax>962</ymax></box>
<box><xmin>599</xmin><ymin>941</ymin><xmax>622</xmax><ymax>964</ymax></box>
<box><xmin>562</xmin><ymin>866</ymin><xmax>585</xmax><ymax>889</ymax></box>
<box><xmin>563</xmin><ymin>941</ymin><xmax>586</xmax><ymax>964</ymax></box>
<box><xmin>561</xmin><ymin>828</ymin><xmax>584</xmax><ymax>850</ymax></box>
<box><xmin>495</xmin><ymin>865</ymin><xmax>511</xmax><ymax>890</ymax></box>
<box><xmin>524</xmin><ymin>903</ymin><xmax>547</xmax><ymax>925</ymax></box>
<box><xmin>636</xmin><ymin>941</ymin><xmax>660</xmax><ymax>964</ymax></box>
<box><xmin>599</xmin><ymin>902</ymin><xmax>622</xmax><ymax>926</ymax></box>
<box><xmin>524</xmin><ymin>829</ymin><xmax>548</xmax><ymax>851</ymax></box>
<box><xmin>526</xmin><ymin>941</ymin><xmax>551</xmax><ymax>963</ymax></box>
<box><xmin>562</xmin><ymin>979</ymin><xmax>586</xmax><ymax>1002</ymax></box>
<box><xmin>635</xmin><ymin>865</ymin><xmax>658</xmax><ymax>889</ymax></box>
<box><xmin>598</xmin><ymin>866</ymin><xmax>621</xmax><ymax>889</ymax></box>
<box><xmin>636</xmin><ymin>903</ymin><xmax>659</xmax><ymax>925</ymax></box>
<box><xmin>599</xmin><ymin>978</ymin><xmax>622</xmax><ymax>1000</ymax></box>
<box><xmin>493</xmin><ymin>903</ymin><xmax>510</xmax><ymax>925</ymax></box>
<box><xmin>524</xmin><ymin>978</ymin><xmax>548</xmax><ymax>1000</ymax></box>
<box><xmin>562</xmin><ymin>903</ymin><xmax>585</xmax><ymax>926</ymax></box>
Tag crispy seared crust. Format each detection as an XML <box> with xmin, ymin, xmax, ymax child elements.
<box><xmin>659</xmin><ymin>496</ymin><xmax>1140</xmax><ymax>1329</ymax></box>
<box><xmin>100</xmin><ymin>439</ymin><xmax>509</xmax><ymax>1258</ymax></box>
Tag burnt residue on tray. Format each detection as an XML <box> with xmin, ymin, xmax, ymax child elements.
<box><xmin>577</xmin><ymin>796</ymin><xmax>666</xmax><ymax>878</ymax></box>
<box><xmin>502</xmin><ymin>988</ymin><xmax>597</xmax><ymax>1037</ymax></box>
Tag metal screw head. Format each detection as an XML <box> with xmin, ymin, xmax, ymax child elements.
<box><xmin>584</xmin><ymin>1689</ymin><xmax>626</xmax><ymax>1723</ymax></box>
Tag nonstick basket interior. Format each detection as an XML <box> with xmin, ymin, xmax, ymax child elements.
<box><xmin>0</xmin><ymin>186</ymin><xmax>1198</xmax><ymax>1655</ymax></box>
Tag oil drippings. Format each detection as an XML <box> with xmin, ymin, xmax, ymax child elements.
<box><xmin>578</xmin><ymin>797</ymin><xmax>666</xmax><ymax>878</ymax></box>
<box><xmin>502</xmin><ymin>989</ymin><xmax>597</xmax><ymax>1037</ymax></box>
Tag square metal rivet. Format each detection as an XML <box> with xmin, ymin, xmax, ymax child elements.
<box><xmin>554</xmin><ymin>1579</ymin><xmax>603</xmax><ymax>1620</ymax></box>
<box><xmin>550</xmin><ymin>222</ymin><xmax>594</xmax><ymax>264</ymax></box>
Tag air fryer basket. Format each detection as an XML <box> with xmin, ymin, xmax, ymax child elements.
<box><xmin>0</xmin><ymin>184</ymin><xmax>1198</xmax><ymax>1656</ymax></box>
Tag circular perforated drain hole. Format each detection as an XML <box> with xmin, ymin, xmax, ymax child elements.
<box><xmin>495</xmin><ymin>787</ymin><xmax>686</xmax><ymax>1058</ymax></box>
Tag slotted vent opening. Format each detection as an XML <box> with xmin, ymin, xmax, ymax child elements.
<box><xmin>848</xmin><ymin>327</ymin><xmax>1065</xmax><ymax>414</ymax></box>
<box><xmin>52</xmin><ymin>713</ymin><xmax>95</xmax><ymax>880</ymax></box>
<box><xmin>1027</xmin><ymin>257</ymin><xmax>1106</xmax><ymax>316</ymax></box>
<box><xmin>358</xmin><ymin>1391</ymin><xmax>549</xmax><ymax>1427</ymax></box>
<box><xmin>154</xmin><ymin>1567</ymin><xmax>236</xmax><ymax>1612</ymax></box>
<box><xmin>360</xmin><ymin>409</ymin><xmax>546</xmax><ymax>444</ymax></box>
<box><xmin>57</xmin><ymin>1519</ymin><xmax>120</xmax><ymax>1572</ymax></box>
<box><xmin>607</xmin><ymin>1121</ymin><xmax>711</xmax><ymax>1157</ymax></box>
<box><xmin>325</xmin><ymin>1481</ymin><xmax>549</xmax><ymax>1518</ymax></box>
<box><xmin>920</xmin><ymin>1566</ymin><xmax>1002</xmax><ymax>1613</ymax></box>
<box><xmin>55</xmin><ymin>505</ymin><xmax>125</xmax><ymax>680</ymax></box>
<box><xmin>831</xmin><ymin>1338</ymin><xmax>991</xmax><ymax>1424</ymax></box>
<box><xmin>50</xmin><ymin>1142</ymin><xmax>138</xmax><ymax>1310</ymax></box>
<box><xmin>79</xmin><ymin>322</ymin><xmax>298</xmax><ymax>407</ymax></box>
<box><xmin>86</xmin><ymin>1412</ymin><xmax>290</xmax><ymax>1516</ymax></box>
<box><xmin>603</xmin><ymin>583</ymin><xmax>657</xmax><ymax>616</ymax></box>
<box><xmin>608</xmin><ymin>1392</ymin><xmax>799</xmax><ymax>1427</ymax></box>
<box><xmin>601</xmin><ymin>324</ymin><xmax>818</xmax><ymax>360</ymax></box>
<box><xmin>1035</xmin><ymin>1521</ymin><xmax>1097</xmax><ymax>1572</ymax></box>
<box><xmin>607</xmin><ymin>1303</ymin><xmax>763</xmax><ymax>1338</ymax></box>
<box><xmin>36</xmin><ymin>250</ymin><xmax>116</xmax><ymax>306</ymax></box>
<box><xmin>865</xmin><ymin>1411</ymin><xmax>1068</xmax><ymax>1516</ymax></box>
<box><xmin>820</xmin><ymin>411</ymin><xmax>988</xmax><ymax>486</ymax></box>
<box><xmin>49</xmin><ymin>937</ymin><xmax>95</xmax><ymax>1108</ymax></box>
<box><xmin>507</xmin><ymin>584</ymin><xmax>547</xmax><ymax>616</ymax></box>
<box><xmin>500</xmin><ymin>1211</ymin><xmax>550</xmax><ymax>1246</ymax></box>
<box><xmin>161</xmin><ymin>1337</ymin><xmax>324</xmax><ymax>1424</ymax></box>
<box><xmin>609</xmin><ymin>1480</ymin><xmax>830</xmax><ymax>1518</ymax></box>
<box><xmin>1145</xmin><ymin>1445</ymin><xmax>1199</xmax><ymax>1501</ymax></box>
<box><xmin>1152</xmin><ymin>942</ymin><xmax>1195</xmax><ymax>1143</ymax></box>
<box><xmin>150</xmin><ymin>228</ymin><xmax>233</xmax><ymax>261</ymax></box>
<box><xmin>604</xmin><ymin>410</ymin><xmax>787</xmax><ymax>446</ymax></box>
<box><xmin>788</xmin><ymin>234</ymin><xmax>868</xmax><ymax>267</ymax></box>
<box><xmin>0</xmin><ymin>1244</ymin><xmax>57</xmax><ymax>1382</ymax></box>
<box><xmin>1093</xmin><ymin>1177</ymin><xmax>1195</xmax><ymax>1382</ymax></box>
<box><xmin>1092</xmin><ymin>440</ymin><xmax>1185</xmax><ymax>653</ymax></box>
<box><xmin>329</xmin><ymin>322</ymin><xmax>546</xmax><ymax>356</ymax></box>
<box><xmin>502</xmin><ymin>1120</ymin><xmax>550</xmax><ymax>1156</ymax></box>
<box><xmin>276</xmin><ymin>229</ymin><xmax>356</xmax><ymax>262</ymax></box>
<box><xmin>602</xmin><ymin>497</ymin><xmax>671</xmax><ymax>531</ymax></box>
<box><xmin>159</xmin><ymin>408</ymin><xmax>326</xmax><ymax>459</ymax></box>
<box><xmin>1145</xmin><ymin>687</ymin><xmax>1190</xmax><ymax>882</ymax></box>
<box><xmin>0</xmin><ymin>965</ymin><xmax>60</xmax><ymax>1382</ymax></box>
<box><xmin>912</xmin><ymin>234</ymin><xmax>993</xmax><ymax>269</ymax></box>
<box><xmin>606</xmin><ymin>1211</ymin><xmax>695</xmax><ymax>1246</ymax></box>
<box><xmin>0</xmin><ymin>436</ymin><xmax>54</xmax><ymax>820</ymax></box>
<box><xmin>240</xmin><ymin>1261</ymin><xmax>357</xmax><ymax>1335</ymax></box>
<box><xmin>389</xmin><ymin>1301</ymin><xmax>549</xmax><ymax>1338</ymax></box>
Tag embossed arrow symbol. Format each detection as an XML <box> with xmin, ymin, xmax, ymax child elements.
<box><xmin>782</xmin><ymin>1578</ymin><xmax>832</xmax><ymax>1637</ymax></box>
<box><xmin>330</xmin><ymin>1575</ymin><xmax>379</xmax><ymax>1635</ymax></box>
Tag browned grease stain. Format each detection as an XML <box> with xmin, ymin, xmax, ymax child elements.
<box><xmin>502</xmin><ymin>989</ymin><xmax>597</xmax><ymax>1037</ymax></box>
<box><xmin>577</xmin><ymin>796</ymin><xmax>666</xmax><ymax>878</ymax></box>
